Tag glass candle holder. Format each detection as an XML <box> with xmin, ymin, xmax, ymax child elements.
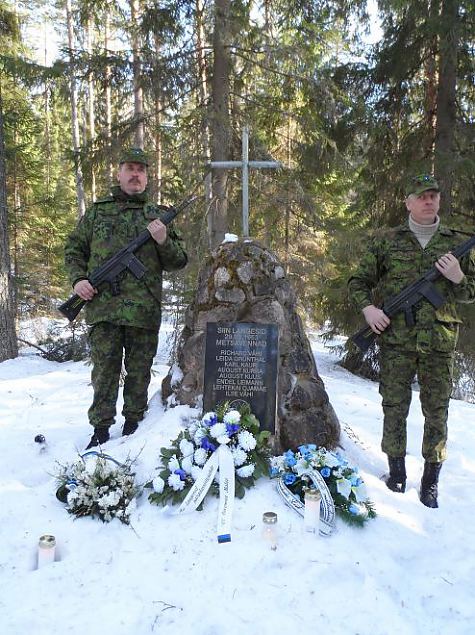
<box><xmin>37</xmin><ymin>534</ymin><xmax>56</xmax><ymax>568</ymax></box>
<box><xmin>262</xmin><ymin>511</ymin><xmax>278</xmax><ymax>550</ymax></box>
<box><xmin>304</xmin><ymin>488</ymin><xmax>321</xmax><ymax>534</ymax></box>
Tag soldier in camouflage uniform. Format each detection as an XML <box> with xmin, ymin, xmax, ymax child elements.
<box><xmin>348</xmin><ymin>175</ymin><xmax>475</xmax><ymax>508</ymax></box>
<box><xmin>64</xmin><ymin>148</ymin><xmax>187</xmax><ymax>449</ymax></box>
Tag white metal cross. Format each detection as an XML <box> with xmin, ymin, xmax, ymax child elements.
<box><xmin>209</xmin><ymin>126</ymin><xmax>281</xmax><ymax>237</ymax></box>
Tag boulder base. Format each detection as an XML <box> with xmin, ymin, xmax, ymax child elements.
<box><xmin>162</xmin><ymin>239</ymin><xmax>340</xmax><ymax>452</ymax></box>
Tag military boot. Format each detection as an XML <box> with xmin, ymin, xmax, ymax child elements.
<box><xmin>85</xmin><ymin>427</ymin><xmax>110</xmax><ymax>450</ymax></box>
<box><xmin>419</xmin><ymin>461</ymin><xmax>442</xmax><ymax>508</ymax></box>
<box><xmin>122</xmin><ymin>420</ymin><xmax>139</xmax><ymax>437</ymax></box>
<box><xmin>385</xmin><ymin>456</ymin><xmax>407</xmax><ymax>493</ymax></box>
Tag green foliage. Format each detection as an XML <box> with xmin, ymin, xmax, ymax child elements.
<box><xmin>2</xmin><ymin>0</ymin><xmax>474</xmax><ymax>399</ymax></box>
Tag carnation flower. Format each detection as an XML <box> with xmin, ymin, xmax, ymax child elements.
<box><xmin>193</xmin><ymin>427</ymin><xmax>207</xmax><ymax>445</ymax></box>
<box><xmin>194</xmin><ymin>448</ymin><xmax>208</xmax><ymax>466</ymax></box>
<box><xmin>202</xmin><ymin>412</ymin><xmax>218</xmax><ymax>426</ymax></box>
<box><xmin>167</xmin><ymin>455</ymin><xmax>180</xmax><ymax>472</ymax></box>
<box><xmin>187</xmin><ymin>421</ymin><xmax>198</xmax><ymax>436</ymax></box>
<box><xmin>168</xmin><ymin>473</ymin><xmax>185</xmax><ymax>491</ymax></box>
<box><xmin>179</xmin><ymin>439</ymin><xmax>195</xmax><ymax>457</ymax></box>
<box><xmin>223</xmin><ymin>410</ymin><xmax>241</xmax><ymax>425</ymax></box>
<box><xmin>152</xmin><ymin>476</ymin><xmax>165</xmax><ymax>494</ymax></box>
<box><xmin>209</xmin><ymin>422</ymin><xmax>228</xmax><ymax>439</ymax></box>
<box><xmin>237</xmin><ymin>430</ymin><xmax>256</xmax><ymax>451</ymax></box>
<box><xmin>174</xmin><ymin>468</ymin><xmax>187</xmax><ymax>481</ymax></box>
<box><xmin>236</xmin><ymin>464</ymin><xmax>255</xmax><ymax>478</ymax></box>
<box><xmin>182</xmin><ymin>456</ymin><xmax>194</xmax><ymax>474</ymax></box>
<box><xmin>191</xmin><ymin>465</ymin><xmax>203</xmax><ymax>481</ymax></box>
<box><xmin>232</xmin><ymin>448</ymin><xmax>248</xmax><ymax>467</ymax></box>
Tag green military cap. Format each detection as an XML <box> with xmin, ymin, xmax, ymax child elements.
<box><xmin>405</xmin><ymin>174</ymin><xmax>440</xmax><ymax>197</ymax></box>
<box><xmin>119</xmin><ymin>147</ymin><xmax>149</xmax><ymax>166</ymax></box>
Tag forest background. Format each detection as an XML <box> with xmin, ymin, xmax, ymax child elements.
<box><xmin>1</xmin><ymin>0</ymin><xmax>474</xmax><ymax>399</ymax></box>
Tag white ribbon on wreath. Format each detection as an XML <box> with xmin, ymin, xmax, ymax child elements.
<box><xmin>277</xmin><ymin>467</ymin><xmax>336</xmax><ymax>536</ymax></box>
<box><xmin>177</xmin><ymin>444</ymin><xmax>235</xmax><ymax>543</ymax></box>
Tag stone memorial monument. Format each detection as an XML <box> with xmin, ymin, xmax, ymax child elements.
<box><xmin>162</xmin><ymin>126</ymin><xmax>339</xmax><ymax>452</ymax></box>
<box><xmin>162</xmin><ymin>238</ymin><xmax>340</xmax><ymax>452</ymax></box>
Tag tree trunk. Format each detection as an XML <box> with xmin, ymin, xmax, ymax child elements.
<box><xmin>434</xmin><ymin>0</ymin><xmax>459</xmax><ymax>214</ymax></box>
<box><xmin>66</xmin><ymin>0</ymin><xmax>86</xmax><ymax>218</ymax></box>
<box><xmin>0</xmin><ymin>88</ymin><xmax>18</xmax><ymax>361</ymax></box>
<box><xmin>130</xmin><ymin>0</ymin><xmax>144</xmax><ymax>149</ymax></box>
<box><xmin>424</xmin><ymin>0</ymin><xmax>440</xmax><ymax>163</ymax></box>
<box><xmin>87</xmin><ymin>15</ymin><xmax>96</xmax><ymax>200</ymax></box>
<box><xmin>104</xmin><ymin>9</ymin><xmax>113</xmax><ymax>186</ymax></box>
<box><xmin>209</xmin><ymin>0</ymin><xmax>232</xmax><ymax>248</ymax></box>
<box><xmin>153</xmin><ymin>32</ymin><xmax>162</xmax><ymax>204</ymax></box>
<box><xmin>195</xmin><ymin>0</ymin><xmax>212</xmax><ymax>227</ymax></box>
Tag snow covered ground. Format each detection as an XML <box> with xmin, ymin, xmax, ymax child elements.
<box><xmin>0</xmin><ymin>320</ymin><xmax>474</xmax><ymax>635</ymax></box>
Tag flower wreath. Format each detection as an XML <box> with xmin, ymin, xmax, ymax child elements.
<box><xmin>55</xmin><ymin>451</ymin><xmax>140</xmax><ymax>525</ymax></box>
<box><xmin>148</xmin><ymin>402</ymin><xmax>270</xmax><ymax>507</ymax></box>
<box><xmin>270</xmin><ymin>445</ymin><xmax>376</xmax><ymax>527</ymax></box>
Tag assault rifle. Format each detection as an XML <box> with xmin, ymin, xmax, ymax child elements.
<box><xmin>58</xmin><ymin>194</ymin><xmax>197</xmax><ymax>322</ymax></box>
<box><xmin>351</xmin><ymin>234</ymin><xmax>475</xmax><ymax>352</ymax></box>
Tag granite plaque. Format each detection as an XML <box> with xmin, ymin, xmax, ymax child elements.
<box><xmin>203</xmin><ymin>322</ymin><xmax>278</xmax><ymax>433</ymax></box>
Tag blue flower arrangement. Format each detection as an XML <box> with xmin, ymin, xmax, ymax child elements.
<box><xmin>148</xmin><ymin>402</ymin><xmax>271</xmax><ymax>507</ymax></box>
<box><xmin>270</xmin><ymin>445</ymin><xmax>376</xmax><ymax>527</ymax></box>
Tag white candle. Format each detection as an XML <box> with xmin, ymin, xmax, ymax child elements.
<box><xmin>37</xmin><ymin>535</ymin><xmax>56</xmax><ymax>568</ymax></box>
<box><xmin>262</xmin><ymin>512</ymin><xmax>278</xmax><ymax>550</ymax></box>
<box><xmin>304</xmin><ymin>489</ymin><xmax>321</xmax><ymax>534</ymax></box>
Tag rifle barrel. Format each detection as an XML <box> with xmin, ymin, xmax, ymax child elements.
<box><xmin>59</xmin><ymin>194</ymin><xmax>197</xmax><ymax>322</ymax></box>
<box><xmin>350</xmin><ymin>233</ymin><xmax>475</xmax><ymax>352</ymax></box>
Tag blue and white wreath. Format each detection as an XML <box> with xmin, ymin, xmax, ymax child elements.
<box><xmin>270</xmin><ymin>445</ymin><xmax>376</xmax><ymax>528</ymax></box>
<box><xmin>148</xmin><ymin>402</ymin><xmax>270</xmax><ymax>507</ymax></box>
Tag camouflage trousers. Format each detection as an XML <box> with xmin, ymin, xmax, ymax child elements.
<box><xmin>88</xmin><ymin>322</ymin><xmax>159</xmax><ymax>429</ymax></box>
<box><xmin>379</xmin><ymin>346</ymin><xmax>454</xmax><ymax>463</ymax></box>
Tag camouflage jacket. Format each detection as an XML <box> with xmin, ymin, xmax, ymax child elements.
<box><xmin>64</xmin><ymin>187</ymin><xmax>187</xmax><ymax>329</ymax></box>
<box><xmin>348</xmin><ymin>223</ymin><xmax>475</xmax><ymax>353</ymax></box>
